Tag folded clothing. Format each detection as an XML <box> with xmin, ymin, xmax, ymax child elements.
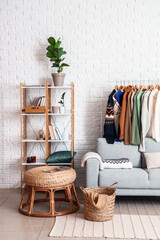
<box><xmin>103</xmin><ymin>158</ymin><xmax>133</xmax><ymax>169</ymax></box>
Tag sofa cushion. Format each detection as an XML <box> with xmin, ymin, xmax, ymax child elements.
<box><xmin>99</xmin><ymin>168</ymin><xmax>148</xmax><ymax>188</ymax></box>
<box><xmin>146</xmin><ymin>169</ymin><xmax>160</xmax><ymax>189</ymax></box>
<box><xmin>142</xmin><ymin>138</ymin><xmax>160</xmax><ymax>168</ymax></box>
<box><xmin>97</xmin><ymin>138</ymin><xmax>141</xmax><ymax>167</ymax></box>
<box><xmin>144</xmin><ymin>152</ymin><xmax>160</xmax><ymax>169</ymax></box>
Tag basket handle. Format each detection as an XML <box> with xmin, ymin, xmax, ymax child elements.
<box><xmin>79</xmin><ymin>186</ymin><xmax>87</xmax><ymax>193</ymax></box>
<box><xmin>109</xmin><ymin>182</ymin><xmax>118</xmax><ymax>189</ymax></box>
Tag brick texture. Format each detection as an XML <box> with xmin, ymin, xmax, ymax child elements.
<box><xmin>1</xmin><ymin>0</ymin><xmax>160</xmax><ymax>188</ymax></box>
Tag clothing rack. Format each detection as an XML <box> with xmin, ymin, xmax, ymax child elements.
<box><xmin>114</xmin><ymin>84</ymin><xmax>160</xmax><ymax>91</ymax></box>
<box><xmin>104</xmin><ymin>84</ymin><xmax>160</xmax><ymax>152</ymax></box>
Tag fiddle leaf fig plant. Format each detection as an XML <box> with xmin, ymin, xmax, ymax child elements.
<box><xmin>46</xmin><ymin>37</ymin><xmax>69</xmax><ymax>73</ymax></box>
<box><xmin>58</xmin><ymin>92</ymin><xmax>66</xmax><ymax>106</ymax></box>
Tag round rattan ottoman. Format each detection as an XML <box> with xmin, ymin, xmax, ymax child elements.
<box><xmin>19</xmin><ymin>166</ymin><xmax>80</xmax><ymax>217</ymax></box>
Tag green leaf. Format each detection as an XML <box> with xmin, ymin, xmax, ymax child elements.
<box><xmin>58</xmin><ymin>100</ymin><xmax>63</xmax><ymax>105</ymax></box>
<box><xmin>61</xmin><ymin>92</ymin><xmax>66</xmax><ymax>100</ymax></box>
<box><xmin>55</xmin><ymin>38</ymin><xmax>61</xmax><ymax>48</ymax></box>
<box><xmin>60</xmin><ymin>63</ymin><xmax>70</xmax><ymax>67</ymax></box>
<box><xmin>46</xmin><ymin>51</ymin><xmax>53</xmax><ymax>58</ymax></box>
<box><xmin>48</xmin><ymin>37</ymin><xmax>55</xmax><ymax>46</ymax></box>
<box><xmin>46</xmin><ymin>45</ymin><xmax>55</xmax><ymax>52</ymax></box>
<box><xmin>52</xmin><ymin>63</ymin><xmax>59</xmax><ymax>68</ymax></box>
<box><xmin>58</xmin><ymin>67</ymin><xmax>63</xmax><ymax>73</ymax></box>
<box><xmin>50</xmin><ymin>57</ymin><xmax>57</xmax><ymax>61</ymax></box>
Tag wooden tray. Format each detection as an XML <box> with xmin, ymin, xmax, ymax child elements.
<box><xmin>25</xmin><ymin>106</ymin><xmax>45</xmax><ymax>113</ymax></box>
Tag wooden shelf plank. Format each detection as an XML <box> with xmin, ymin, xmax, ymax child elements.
<box><xmin>48</xmin><ymin>113</ymin><xmax>71</xmax><ymax>116</ymax></box>
<box><xmin>22</xmin><ymin>139</ymin><xmax>71</xmax><ymax>143</ymax></box>
<box><xmin>48</xmin><ymin>140</ymin><xmax>71</xmax><ymax>143</ymax></box>
<box><xmin>22</xmin><ymin>139</ymin><xmax>46</xmax><ymax>142</ymax></box>
<box><xmin>22</xmin><ymin>86</ymin><xmax>45</xmax><ymax>89</ymax></box>
<box><xmin>48</xmin><ymin>86</ymin><xmax>71</xmax><ymax>89</ymax></box>
<box><xmin>22</xmin><ymin>162</ymin><xmax>72</xmax><ymax>166</ymax></box>
<box><xmin>22</xmin><ymin>113</ymin><xmax>45</xmax><ymax>116</ymax></box>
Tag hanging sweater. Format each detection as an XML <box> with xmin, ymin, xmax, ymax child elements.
<box><xmin>139</xmin><ymin>90</ymin><xmax>151</xmax><ymax>152</ymax></box>
<box><xmin>150</xmin><ymin>90</ymin><xmax>160</xmax><ymax>142</ymax></box>
<box><xmin>119</xmin><ymin>86</ymin><xmax>132</xmax><ymax>140</ymax></box>
<box><xmin>130</xmin><ymin>91</ymin><xmax>136</xmax><ymax>117</ymax></box>
<box><xmin>131</xmin><ymin>90</ymin><xmax>144</xmax><ymax>145</ymax></box>
<box><xmin>147</xmin><ymin>89</ymin><xmax>158</xmax><ymax>138</ymax></box>
<box><xmin>124</xmin><ymin>91</ymin><xmax>132</xmax><ymax>145</ymax></box>
<box><xmin>113</xmin><ymin>90</ymin><xmax>124</xmax><ymax>139</ymax></box>
<box><xmin>103</xmin><ymin>89</ymin><xmax>116</xmax><ymax>144</ymax></box>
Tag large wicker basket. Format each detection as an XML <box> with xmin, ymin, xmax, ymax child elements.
<box><xmin>81</xmin><ymin>182</ymin><xmax>118</xmax><ymax>222</ymax></box>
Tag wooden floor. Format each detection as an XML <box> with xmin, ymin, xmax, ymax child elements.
<box><xmin>0</xmin><ymin>188</ymin><xmax>160</xmax><ymax>240</ymax></box>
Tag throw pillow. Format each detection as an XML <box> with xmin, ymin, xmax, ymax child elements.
<box><xmin>143</xmin><ymin>152</ymin><xmax>160</xmax><ymax>169</ymax></box>
<box><xmin>103</xmin><ymin>158</ymin><xmax>133</xmax><ymax>169</ymax></box>
<box><xmin>46</xmin><ymin>151</ymin><xmax>76</xmax><ymax>163</ymax></box>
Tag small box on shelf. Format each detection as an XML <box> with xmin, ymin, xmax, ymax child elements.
<box><xmin>25</xmin><ymin>106</ymin><xmax>45</xmax><ymax>113</ymax></box>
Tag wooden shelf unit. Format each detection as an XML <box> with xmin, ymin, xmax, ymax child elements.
<box><xmin>20</xmin><ymin>82</ymin><xmax>74</xmax><ymax>192</ymax></box>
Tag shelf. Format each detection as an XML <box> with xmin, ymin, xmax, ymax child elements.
<box><xmin>22</xmin><ymin>113</ymin><xmax>45</xmax><ymax>116</ymax></box>
<box><xmin>22</xmin><ymin>162</ymin><xmax>72</xmax><ymax>166</ymax></box>
<box><xmin>22</xmin><ymin>163</ymin><xmax>45</xmax><ymax>166</ymax></box>
<box><xmin>48</xmin><ymin>86</ymin><xmax>71</xmax><ymax>89</ymax></box>
<box><xmin>22</xmin><ymin>139</ymin><xmax>46</xmax><ymax>142</ymax></box>
<box><xmin>48</xmin><ymin>140</ymin><xmax>71</xmax><ymax>143</ymax></box>
<box><xmin>48</xmin><ymin>113</ymin><xmax>71</xmax><ymax>116</ymax></box>
<box><xmin>22</xmin><ymin>139</ymin><xmax>71</xmax><ymax>143</ymax></box>
<box><xmin>22</xmin><ymin>85</ymin><xmax>45</xmax><ymax>89</ymax></box>
<box><xmin>21</xmin><ymin>113</ymin><xmax>71</xmax><ymax>116</ymax></box>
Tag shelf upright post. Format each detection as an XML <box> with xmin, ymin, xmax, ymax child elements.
<box><xmin>24</xmin><ymin>86</ymin><xmax>27</xmax><ymax>174</ymax></box>
<box><xmin>45</xmin><ymin>82</ymin><xmax>50</xmax><ymax>163</ymax></box>
<box><xmin>71</xmin><ymin>82</ymin><xmax>74</xmax><ymax>168</ymax></box>
<box><xmin>20</xmin><ymin>82</ymin><xmax>26</xmax><ymax>194</ymax></box>
<box><xmin>48</xmin><ymin>86</ymin><xmax>51</xmax><ymax>156</ymax></box>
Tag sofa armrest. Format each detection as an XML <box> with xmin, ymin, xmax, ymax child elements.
<box><xmin>86</xmin><ymin>158</ymin><xmax>100</xmax><ymax>187</ymax></box>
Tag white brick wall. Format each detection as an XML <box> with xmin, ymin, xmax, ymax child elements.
<box><xmin>1</xmin><ymin>0</ymin><xmax>160</xmax><ymax>188</ymax></box>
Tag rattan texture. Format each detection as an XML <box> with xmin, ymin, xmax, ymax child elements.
<box><xmin>82</xmin><ymin>186</ymin><xmax>116</xmax><ymax>222</ymax></box>
<box><xmin>24</xmin><ymin>166</ymin><xmax>76</xmax><ymax>187</ymax></box>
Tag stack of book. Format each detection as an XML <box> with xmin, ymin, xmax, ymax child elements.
<box><xmin>49</xmin><ymin>125</ymin><xmax>63</xmax><ymax>140</ymax></box>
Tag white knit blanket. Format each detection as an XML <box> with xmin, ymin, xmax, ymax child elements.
<box><xmin>81</xmin><ymin>152</ymin><xmax>104</xmax><ymax>170</ymax></box>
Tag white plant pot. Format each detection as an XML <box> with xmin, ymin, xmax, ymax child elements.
<box><xmin>60</xmin><ymin>106</ymin><xmax>65</xmax><ymax>114</ymax></box>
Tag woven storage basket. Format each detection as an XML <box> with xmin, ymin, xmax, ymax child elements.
<box><xmin>81</xmin><ymin>182</ymin><xmax>118</xmax><ymax>222</ymax></box>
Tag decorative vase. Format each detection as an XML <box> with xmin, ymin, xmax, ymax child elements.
<box><xmin>52</xmin><ymin>106</ymin><xmax>59</xmax><ymax>113</ymax></box>
<box><xmin>51</xmin><ymin>73</ymin><xmax>65</xmax><ymax>86</ymax></box>
<box><xmin>60</xmin><ymin>106</ymin><xmax>65</xmax><ymax>114</ymax></box>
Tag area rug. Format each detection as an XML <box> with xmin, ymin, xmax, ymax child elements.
<box><xmin>49</xmin><ymin>200</ymin><xmax>160</xmax><ymax>239</ymax></box>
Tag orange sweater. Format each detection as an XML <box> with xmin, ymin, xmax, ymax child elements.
<box><xmin>119</xmin><ymin>86</ymin><xmax>132</xmax><ymax>140</ymax></box>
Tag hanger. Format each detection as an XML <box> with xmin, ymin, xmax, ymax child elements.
<box><xmin>134</xmin><ymin>85</ymin><xmax>137</xmax><ymax>91</ymax></box>
<box><xmin>149</xmin><ymin>85</ymin><xmax>154</xmax><ymax>91</ymax></box>
<box><xmin>138</xmin><ymin>85</ymin><xmax>142</xmax><ymax>92</ymax></box>
<box><xmin>141</xmin><ymin>85</ymin><xmax>146</xmax><ymax>91</ymax></box>
<box><xmin>155</xmin><ymin>84</ymin><xmax>159</xmax><ymax>89</ymax></box>
<box><xmin>122</xmin><ymin>86</ymin><xmax>126</xmax><ymax>91</ymax></box>
<box><xmin>114</xmin><ymin>85</ymin><xmax>118</xmax><ymax>91</ymax></box>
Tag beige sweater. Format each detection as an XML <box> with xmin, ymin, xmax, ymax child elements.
<box><xmin>147</xmin><ymin>89</ymin><xmax>158</xmax><ymax>138</ymax></box>
<box><xmin>151</xmin><ymin>90</ymin><xmax>160</xmax><ymax>142</ymax></box>
<box><xmin>139</xmin><ymin>91</ymin><xmax>151</xmax><ymax>152</ymax></box>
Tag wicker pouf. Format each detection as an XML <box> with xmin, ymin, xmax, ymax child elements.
<box><xmin>19</xmin><ymin>166</ymin><xmax>79</xmax><ymax>217</ymax></box>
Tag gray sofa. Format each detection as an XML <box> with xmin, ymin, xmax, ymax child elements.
<box><xmin>86</xmin><ymin>138</ymin><xmax>160</xmax><ymax>196</ymax></box>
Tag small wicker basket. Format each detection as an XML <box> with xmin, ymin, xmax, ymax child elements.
<box><xmin>80</xmin><ymin>182</ymin><xmax>118</xmax><ymax>222</ymax></box>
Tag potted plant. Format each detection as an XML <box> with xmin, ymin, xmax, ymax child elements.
<box><xmin>59</xmin><ymin>92</ymin><xmax>66</xmax><ymax>113</ymax></box>
<box><xmin>46</xmin><ymin>37</ymin><xmax>69</xmax><ymax>86</ymax></box>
